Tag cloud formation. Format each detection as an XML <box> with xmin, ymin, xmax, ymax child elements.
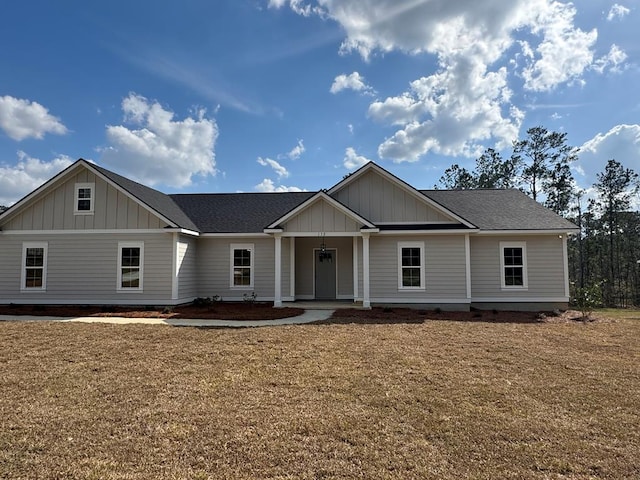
<box><xmin>0</xmin><ymin>96</ymin><xmax>68</xmax><ymax>141</ymax></box>
<box><xmin>607</xmin><ymin>4</ymin><xmax>630</xmax><ymax>21</ymax></box>
<box><xmin>330</xmin><ymin>72</ymin><xmax>375</xmax><ymax>95</ymax></box>
<box><xmin>0</xmin><ymin>151</ymin><xmax>73</xmax><ymax>205</ymax></box>
<box><xmin>343</xmin><ymin>147</ymin><xmax>371</xmax><ymax>169</ymax></box>
<box><xmin>287</xmin><ymin>139</ymin><xmax>305</xmax><ymax>159</ymax></box>
<box><xmin>255</xmin><ymin>178</ymin><xmax>304</xmax><ymax>192</ymax></box>
<box><xmin>258</xmin><ymin>157</ymin><xmax>290</xmax><ymax>178</ymax></box>
<box><xmin>102</xmin><ymin>93</ymin><xmax>218</xmax><ymax>188</ymax></box>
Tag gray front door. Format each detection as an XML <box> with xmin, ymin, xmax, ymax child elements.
<box><xmin>314</xmin><ymin>249</ymin><xmax>337</xmax><ymax>300</ymax></box>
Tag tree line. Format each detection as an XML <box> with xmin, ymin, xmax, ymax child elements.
<box><xmin>436</xmin><ymin>126</ymin><xmax>640</xmax><ymax>307</ymax></box>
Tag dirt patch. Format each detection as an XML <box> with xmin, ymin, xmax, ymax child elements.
<box><xmin>0</xmin><ymin>302</ymin><xmax>304</xmax><ymax>321</ymax></box>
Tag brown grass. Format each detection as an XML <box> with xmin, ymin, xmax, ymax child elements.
<box><xmin>1</xmin><ymin>314</ymin><xmax>639</xmax><ymax>479</ymax></box>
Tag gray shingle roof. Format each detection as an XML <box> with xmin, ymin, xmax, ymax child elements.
<box><xmin>170</xmin><ymin>192</ymin><xmax>316</xmax><ymax>233</ymax></box>
<box><xmin>91</xmin><ymin>163</ymin><xmax>200</xmax><ymax>232</ymax></box>
<box><xmin>423</xmin><ymin>189</ymin><xmax>578</xmax><ymax>231</ymax></box>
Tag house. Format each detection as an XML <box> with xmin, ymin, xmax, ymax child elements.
<box><xmin>0</xmin><ymin>159</ymin><xmax>578</xmax><ymax>311</ymax></box>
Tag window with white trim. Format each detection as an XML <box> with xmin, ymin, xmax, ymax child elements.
<box><xmin>74</xmin><ymin>182</ymin><xmax>95</xmax><ymax>214</ymax></box>
<box><xmin>398</xmin><ymin>241</ymin><xmax>425</xmax><ymax>290</ymax></box>
<box><xmin>230</xmin><ymin>244</ymin><xmax>254</xmax><ymax>288</ymax></box>
<box><xmin>21</xmin><ymin>242</ymin><xmax>48</xmax><ymax>290</ymax></box>
<box><xmin>118</xmin><ymin>242</ymin><xmax>144</xmax><ymax>291</ymax></box>
<box><xmin>500</xmin><ymin>242</ymin><xmax>528</xmax><ymax>289</ymax></box>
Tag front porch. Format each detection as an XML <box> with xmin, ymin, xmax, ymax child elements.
<box><xmin>281</xmin><ymin>300</ymin><xmax>367</xmax><ymax>310</ymax></box>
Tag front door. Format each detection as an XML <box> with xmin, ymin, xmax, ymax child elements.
<box><xmin>314</xmin><ymin>249</ymin><xmax>337</xmax><ymax>300</ymax></box>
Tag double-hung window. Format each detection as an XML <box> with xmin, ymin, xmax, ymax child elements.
<box><xmin>398</xmin><ymin>241</ymin><xmax>425</xmax><ymax>290</ymax></box>
<box><xmin>230</xmin><ymin>244</ymin><xmax>254</xmax><ymax>288</ymax></box>
<box><xmin>74</xmin><ymin>183</ymin><xmax>95</xmax><ymax>214</ymax></box>
<box><xmin>21</xmin><ymin>242</ymin><xmax>48</xmax><ymax>291</ymax></box>
<box><xmin>118</xmin><ymin>242</ymin><xmax>144</xmax><ymax>291</ymax></box>
<box><xmin>500</xmin><ymin>242</ymin><xmax>528</xmax><ymax>289</ymax></box>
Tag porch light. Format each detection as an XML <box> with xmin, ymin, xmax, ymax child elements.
<box><xmin>319</xmin><ymin>236</ymin><xmax>332</xmax><ymax>263</ymax></box>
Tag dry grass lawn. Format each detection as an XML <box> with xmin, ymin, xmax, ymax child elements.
<box><xmin>1</xmin><ymin>312</ymin><xmax>639</xmax><ymax>479</ymax></box>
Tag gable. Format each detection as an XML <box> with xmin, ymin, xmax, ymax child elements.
<box><xmin>280</xmin><ymin>196</ymin><xmax>367</xmax><ymax>233</ymax></box>
<box><xmin>331</xmin><ymin>168</ymin><xmax>457</xmax><ymax>224</ymax></box>
<box><xmin>0</xmin><ymin>164</ymin><xmax>171</xmax><ymax>231</ymax></box>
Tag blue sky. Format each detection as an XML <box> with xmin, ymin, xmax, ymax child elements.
<box><xmin>0</xmin><ymin>0</ymin><xmax>638</xmax><ymax>205</ymax></box>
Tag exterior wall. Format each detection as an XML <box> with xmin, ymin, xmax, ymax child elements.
<box><xmin>332</xmin><ymin>169</ymin><xmax>454</xmax><ymax>224</ymax></box>
<box><xmin>196</xmin><ymin>237</ymin><xmax>285</xmax><ymax>301</ymax></box>
<box><xmin>368</xmin><ymin>234</ymin><xmax>468</xmax><ymax>303</ymax></box>
<box><xmin>177</xmin><ymin>235</ymin><xmax>198</xmax><ymax>301</ymax></box>
<box><xmin>0</xmin><ymin>232</ymin><xmax>174</xmax><ymax>304</ymax></box>
<box><xmin>294</xmin><ymin>237</ymin><xmax>354</xmax><ymax>299</ymax></box>
<box><xmin>470</xmin><ymin>235</ymin><xmax>567</xmax><ymax>301</ymax></box>
<box><xmin>1</xmin><ymin>168</ymin><xmax>168</xmax><ymax>231</ymax></box>
<box><xmin>281</xmin><ymin>199</ymin><xmax>360</xmax><ymax>233</ymax></box>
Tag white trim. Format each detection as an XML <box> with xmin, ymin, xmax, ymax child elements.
<box><xmin>376</xmin><ymin>221</ymin><xmax>460</xmax><ymax>225</ymax></box>
<box><xmin>289</xmin><ymin>237</ymin><xmax>296</xmax><ymax>299</ymax></box>
<box><xmin>230</xmin><ymin>243</ymin><xmax>254</xmax><ymax>289</ymax></box>
<box><xmin>276</xmin><ymin>231</ymin><xmax>363</xmax><ymax>237</ymax></box>
<box><xmin>562</xmin><ymin>235</ymin><xmax>570</xmax><ymax>298</ymax></box>
<box><xmin>2</xmin><ymin>229</ymin><xmax>190</xmax><ymax>235</ymax></box>
<box><xmin>74</xmin><ymin>182</ymin><xmax>95</xmax><ymax>215</ymax></box>
<box><xmin>499</xmin><ymin>241</ymin><xmax>528</xmax><ymax>290</ymax></box>
<box><xmin>266</xmin><ymin>191</ymin><xmax>376</xmax><ymax>230</ymax></box>
<box><xmin>352</xmin><ymin>236</ymin><xmax>358</xmax><ymax>301</ymax></box>
<box><xmin>477</xmin><ymin>229</ymin><xmax>579</xmax><ymax>235</ymax></box>
<box><xmin>465</xmin><ymin>234</ymin><xmax>471</xmax><ymax>299</ymax></box>
<box><xmin>398</xmin><ymin>241</ymin><xmax>426</xmax><ymax>291</ymax></box>
<box><xmin>21</xmin><ymin>242</ymin><xmax>48</xmax><ymax>291</ymax></box>
<box><xmin>362</xmin><ymin>232</ymin><xmax>370</xmax><ymax>308</ymax></box>
<box><xmin>274</xmin><ymin>234</ymin><xmax>282</xmax><ymax>307</ymax></box>
<box><xmin>312</xmin><ymin>247</ymin><xmax>338</xmax><ymax>300</ymax></box>
<box><xmin>117</xmin><ymin>241</ymin><xmax>144</xmax><ymax>292</ymax></box>
<box><xmin>378</xmin><ymin>229</ymin><xmax>478</xmax><ymax>235</ymax></box>
<box><xmin>370</xmin><ymin>297</ymin><xmax>471</xmax><ymax>304</ymax></box>
<box><xmin>472</xmin><ymin>297</ymin><xmax>570</xmax><ymax>303</ymax></box>
<box><xmin>171</xmin><ymin>233</ymin><xmax>179</xmax><ymax>300</ymax></box>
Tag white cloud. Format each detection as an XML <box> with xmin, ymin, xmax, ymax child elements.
<box><xmin>0</xmin><ymin>96</ymin><xmax>68</xmax><ymax>141</ymax></box>
<box><xmin>287</xmin><ymin>139</ymin><xmax>305</xmax><ymax>159</ymax></box>
<box><xmin>330</xmin><ymin>72</ymin><xmax>375</xmax><ymax>95</ymax></box>
<box><xmin>578</xmin><ymin>124</ymin><xmax>640</xmax><ymax>186</ymax></box>
<box><xmin>607</xmin><ymin>4</ymin><xmax>630</xmax><ymax>21</ymax></box>
<box><xmin>343</xmin><ymin>147</ymin><xmax>371</xmax><ymax>169</ymax></box>
<box><xmin>592</xmin><ymin>44</ymin><xmax>627</xmax><ymax>74</ymax></box>
<box><xmin>257</xmin><ymin>157</ymin><xmax>290</xmax><ymax>178</ymax></box>
<box><xmin>276</xmin><ymin>0</ymin><xmax>611</xmax><ymax>163</ymax></box>
<box><xmin>0</xmin><ymin>151</ymin><xmax>73</xmax><ymax>205</ymax></box>
<box><xmin>102</xmin><ymin>93</ymin><xmax>218</xmax><ymax>188</ymax></box>
<box><xmin>255</xmin><ymin>178</ymin><xmax>304</xmax><ymax>192</ymax></box>
<box><xmin>268</xmin><ymin>0</ymin><xmax>323</xmax><ymax>16</ymax></box>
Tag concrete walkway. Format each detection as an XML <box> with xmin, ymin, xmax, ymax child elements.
<box><xmin>0</xmin><ymin>309</ymin><xmax>334</xmax><ymax>328</ymax></box>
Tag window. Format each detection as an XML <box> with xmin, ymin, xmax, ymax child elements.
<box><xmin>398</xmin><ymin>241</ymin><xmax>425</xmax><ymax>290</ymax></box>
<box><xmin>118</xmin><ymin>242</ymin><xmax>144</xmax><ymax>291</ymax></box>
<box><xmin>21</xmin><ymin>242</ymin><xmax>48</xmax><ymax>290</ymax></box>
<box><xmin>500</xmin><ymin>242</ymin><xmax>528</xmax><ymax>289</ymax></box>
<box><xmin>74</xmin><ymin>183</ymin><xmax>95</xmax><ymax>214</ymax></box>
<box><xmin>230</xmin><ymin>244</ymin><xmax>254</xmax><ymax>288</ymax></box>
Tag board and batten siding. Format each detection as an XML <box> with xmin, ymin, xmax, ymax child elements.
<box><xmin>368</xmin><ymin>235</ymin><xmax>467</xmax><ymax>301</ymax></box>
<box><xmin>1</xmin><ymin>168</ymin><xmax>168</xmax><ymax>231</ymax></box>
<box><xmin>470</xmin><ymin>235</ymin><xmax>566</xmax><ymax>299</ymax></box>
<box><xmin>196</xmin><ymin>237</ymin><xmax>288</xmax><ymax>301</ymax></box>
<box><xmin>294</xmin><ymin>237</ymin><xmax>354</xmax><ymax>299</ymax></box>
<box><xmin>281</xmin><ymin>198</ymin><xmax>361</xmax><ymax>233</ymax></box>
<box><xmin>177</xmin><ymin>235</ymin><xmax>198</xmax><ymax>301</ymax></box>
<box><xmin>0</xmin><ymin>233</ymin><xmax>174</xmax><ymax>303</ymax></box>
<box><xmin>332</xmin><ymin>169</ymin><xmax>453</xmax><ymax>224</ymax></box>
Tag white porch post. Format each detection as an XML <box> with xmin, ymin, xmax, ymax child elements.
<box><xmin>362</xmin><ymin>232</ymin><xmax>371</xmax><ymax>308</ymax></box>
<box><xmin>465</xmin><ymin>233</ymin><xmax>471</xmax><ymax>301</ymax></box>
<box><xmin>274</xmin><ymin>233</ymin><xmax>282</xmax><ymax>307</ymax></box>
<box><xmin>352</xmin><ymin>236</ymin><xmax>359</xmax><ymax>302</ymax></box>
<box><xmin>289</xmin><ymin>237</ymin><xmax>296</xmax><ymax>299</ymax></box>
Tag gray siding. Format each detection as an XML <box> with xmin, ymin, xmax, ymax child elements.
<box><xmin>282</xmin><ymin>198</ymin><xmax>361</xmax><ymax>232</ymax></box>
<box><xmin>294</xmin><ymin>237</ymin><xmax>354</xmax><ymax>299</ymax></box>
<box><xmin>0</xmin><ymin>233</ymin><xmax>173</xmax><ymax>304</ymax></box>
<box><xmin>470</xmin><ymin>235</ymin><xmax>566</xmax><ymax>299</ymax></box>
<box><xmin>196</xmin><ymin>237</ymin><xmax>281</xmax><ymax>300</ymax></box>
<box><xmin>177</xmin><ymin>235</ymin><xmax>198</xmax><ymax>300</ymax></box>
<box><xmin>369</xmin><ymin>235</ymin><xmax>467</xmax><ymax>301</ymax></box>
<box><xmin>333</xmin><ymin>169</ymin><xmax>454</xmax><ymax>224</ymax></box>
<box><xmin>1</xmin><ymin>167</ymin><xmax>168</xmax><ymax>231</ymax></box>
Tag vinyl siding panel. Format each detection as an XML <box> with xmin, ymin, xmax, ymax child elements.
<box><xmin>1</xmin><ymin>167</ymin><xmax>168</xmax><ymax>231</ymax></box>
<box><xmin>177</xmin><ymin>235</ymin><xmax>198</xmax><ymax>300</ymax></box>
<box><xmin>0</xmin><ymin>233</ymin><xmax>173</xmax><ymax>303</ymax></box>
<box><xmin>369</xmin><ymin>235</ymin><xmax>467</xmax><ymax>300</ymax></box>
<box><xmin>333</xmin><ymin>169</ymin><xmax>454</xmax><ymax>223</ymax></box>
<box><xmin>470</xmin><ymin>235</ymin><xmax>566</xmax><ymax>298</ymax></box>
<box><xmin>282</xmin><ymin>199</ymin><xmax>360</xmax><ymax>233</ymax></box>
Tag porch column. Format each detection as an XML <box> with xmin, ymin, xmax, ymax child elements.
<box><xmin>352</xmin><ymin>236</ymin><xmax>358</xmax><ymax>301</ymax></box>
<box><xmin>274</xmin><ymin>233</ymin><xmax>282</xmax><ymax>307</ymax></box>
<box><xmin>362</xmin><ymin>232</ymin><xmax>371</xmax><ymax>308</ymax></box>
<box><xmin>289</xmin><ymin>237</ymin><xmax>296</xmax><ymax>299</ymax></box>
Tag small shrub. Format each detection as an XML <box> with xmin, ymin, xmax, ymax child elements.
<box><xmin>572</xmin><ymin>283</ymin><xmax>603</xmax><ymax>320</ymax></box>
<box><xmin>243</xmin><ymin>292</ymin><xmax>257</xmax><ymax>304</ymax></box>
<box><xmin>193</xmin><ymin>295</ymin><xmax>221</xmax><ymax>307</ymax></box>
<box><xmin>434</xmin><ymin>307</ymin><xmax>442</xmax><ymax>314</ymax></box>
<box><xmin>383</xmin><ymin>307</ymin><xmax>393</xmax><ymax>313</ymax></box>
<box><xmin>162</xmin><ymin>306</ymin><xmax>174</xmax><ymax>314</ymax></box>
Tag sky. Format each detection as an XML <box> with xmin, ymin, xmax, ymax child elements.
<box><xmin>0</xmin><ymin>0</ymin><xmax>639</xmax><ymax>206</ymax></box>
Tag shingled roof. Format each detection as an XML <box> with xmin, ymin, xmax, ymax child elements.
<box><xmin>423</xmin><ymin>189</ymin><xmax>578</xmax><ymax>231</ymax></box>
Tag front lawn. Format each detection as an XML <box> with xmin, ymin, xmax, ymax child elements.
<box><xmin>1</xmin><ymin>315</ymin><xmax>638</xmax><ymax>479</ymax></box>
